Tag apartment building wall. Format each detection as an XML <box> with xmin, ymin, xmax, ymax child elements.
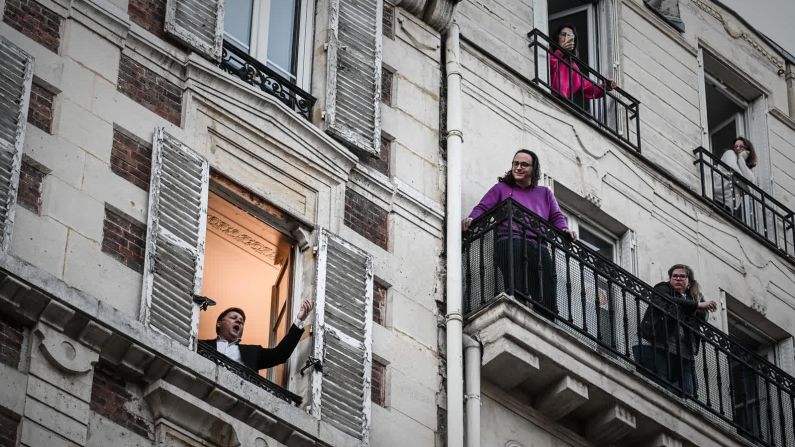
<box><xmin>455</xmin><ymin>0</ymin><xmax>795</xmax><ymax>445</ymax></box>
<box><xmin>0</xmin><ymin>0</ymin><xmax>450</xmax><ymax>445</ymax></box>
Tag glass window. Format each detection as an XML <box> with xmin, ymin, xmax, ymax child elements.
<box><xmin>223</xmin><ymin>0</ymin><xmax>302</xmax><ymax>82</ymax></box>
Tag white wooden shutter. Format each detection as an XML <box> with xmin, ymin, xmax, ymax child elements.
<box><xmin>325</xmin><ymin>0</ymin><xmax>383</xmax><ymax>155</ymax></box>
<box><xmin>644</xmin><ymin>0</ymin><xmax>685</xmax><ymax>32</ymax></box>
<box><xmin>0</xmin><ymin>37</ymin><xmax>34</xmax><ymax>252</ymax></box>
<box><xmin>311</xmin><ymin>229</ymin><xmax>373</xmax><ymax>443</ymax></box>
<box><xmin>778</xmin><ymin>337</ymin><xmax>795</xmax><ymax>376</ymax></box>
<box><xmin>619</xmin><ymin>229</ymin><xmax>636</xmax><ymax>274</ymax></box>
<box><xmin>140</xmin><ymin>128</ymin><xmax>209</xmax><ymax>346</ymax></box>
<box><xmin>165</xmin><ymin>0</ymin><xmax>224</xmax><ymax>61</ymax></box>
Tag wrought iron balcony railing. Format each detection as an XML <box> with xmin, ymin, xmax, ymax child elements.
<box><xmin>527</xmin><ymin>29</ymin><xmax>641</xmax><ymax>152</ymax></box>
<box><xmin>197</xmin><ymin>340</ymin><xmax>302</xmax><ymax>406</ymax></box>
<box><xmin>694</xmin><ymin>147</ymin><xmax>795</xmax><ymax>263</ymax></box>
<box><xmin>219</xmin><ymin>41</ymin><xmax>316</xmax><ymax>120</ymax></box>
<box><xmin>463</xmin><ymin>199</ymin><xmax>795</xmax><ymax>447</ymax></box>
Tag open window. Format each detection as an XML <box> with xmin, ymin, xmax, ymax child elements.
<box><xmin>197</xmin><ymin>175</ymin><xmax>300</xmax><ymax>387</ymax></box>
<box><xmin>700</xmin><ymin>49</ymin><xmax>766</xmax><ymax>179</ymax></box>
<box><xmin>725</xmin><ymin>294</ymin><xmax>793</xmax><ymax>443</ymax></box>
<box><xmin>223</xmin><ymin>0</ymin><xmax>314</xmax><ymax>88</ymax></box>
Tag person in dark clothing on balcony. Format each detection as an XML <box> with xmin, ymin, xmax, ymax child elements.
<box><xmin>549</xmin><ymin>24</ymin><xmax>617</xmax><ymax>101</ymax></box>
<box><xmin>199</xmin><ymin>299</ymin><xmax>313</xmax><ymax>372</ymax></box>
<box><xmin>463</xmin><ymin>149</ymin><xmax>576</xmax><ymax>318</ymax></box>
<box><xmin>633</xmin><ymin>264</ymin><xmax>717</xmax><ymax>396</ymax></box>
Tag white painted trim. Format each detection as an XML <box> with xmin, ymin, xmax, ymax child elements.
<box><xmin>165</xmin><ymin>0</ymin><xmax>225</xmax><ymax>61</ymax></box>
<box><xmin>697</xmin><ymin>48</ymin><xmax>711</xmax><ymax>149</ymax></box>
<box><xmin>310</xmin><ymin>228</ymin><xmax>328</xmax><ymax>419</ymax></box>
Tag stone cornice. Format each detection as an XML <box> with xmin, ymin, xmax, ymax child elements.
<box><xmin>690</xmin><ymin>0</ymin><xmax>786</xmax><ymax>74</ymax></box>
<box><xmin>0</xmin><ymin>254</ymin><xmax>358</xmax><ymax>447</ymax></box>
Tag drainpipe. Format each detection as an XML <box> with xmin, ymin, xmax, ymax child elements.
<box><xmin>445</xmin><ymin>21</ymin><xmax>464</xmax><ymax>447</ymax></box>
<box><xmin>787</xmin><ymin>62</ymin><xmax>795</xmax><ymax>120</ymax></box>
<box><xmin>464</xmin><ymin>335</ymin><xmax>481</xmax><ymax>447</ymax></box>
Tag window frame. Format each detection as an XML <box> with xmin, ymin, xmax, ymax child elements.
<box><xmin>223</xmin><ymin>0</ymin><xmax>315</xmax><ymax>90</ymax></box>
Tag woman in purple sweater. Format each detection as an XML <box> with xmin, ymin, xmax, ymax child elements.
<box><xmin>463</xmin><ymin>149</ymin><xmax>576</xmax><ymax>318</ymax></box>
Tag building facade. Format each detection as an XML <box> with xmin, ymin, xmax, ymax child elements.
<box><xmin>0</xmin><ymin>0</ymin><xmax>793</xmax><ymax>446</ymax></box>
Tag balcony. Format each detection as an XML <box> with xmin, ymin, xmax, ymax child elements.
<box><xmin>218</xmin><ymin>41</ymin><xmax>316</xmax><ymax>120</ymax></box>
<box><xmin>196</xmin><ymin>340</ymin><xmax>302</xmax><ymax>406</ymax></box>
<box><xmin>463</xmin><ymin>199</ymin><xmax>795</xmax><ymax>447</ymax></box>
<box><xmin>527</xmin><ymin>29</ymin><xmax>641</xmax><ymax>152</ymax></box>
<box><xmin>694</xmin><ymin>147</ymin><xmax>795</xmax><ymax>264</ymax></box>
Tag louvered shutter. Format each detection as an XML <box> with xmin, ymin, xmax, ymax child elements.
<box><xmin>165</xmin><ymin>0</ymin><xmax>224</xmax><ymax>61</ymax></box>
<box><xmin>311</xmin><ymin>229</ymin><xmax>373</xmax><ymax>443</ymax></box>
<box><xmin>325</xmin><ymin>0</ymin><xmax>383</xmax><ymax>154</ymax></box>
<box><xmin>0</xmin><ymin>37</ymin><xmax>33</xmax><ymax>252</ymax></box>
<box><xmin>140</xmin><ymin>128</ymin><xmax>209</xmax><ymax>346</ymax></box>
<box><xmin>619</xmin><ymin>229</ymin><xmax>636</xmax><ymax>274</ymax></box>
<box><xmin>778</xmin><ymin>337</ymin><xmax>795</xmax><ymax>376</ymax></box>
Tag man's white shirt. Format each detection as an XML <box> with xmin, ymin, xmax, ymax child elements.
<box><xmin>215</xmin><ymin>317</ymin><xmax>304</xmax><ymax>362</ymax></box>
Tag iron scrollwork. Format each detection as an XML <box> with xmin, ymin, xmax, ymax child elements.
<box><xmin>219</xmin><ymin>41</ymin><xmax>316</xmax><ymax>121</ymax></box>
<box><xmin>196</xmin><ymin>341</ymin><xmax>302</xmax><ymax>406</ymax></box>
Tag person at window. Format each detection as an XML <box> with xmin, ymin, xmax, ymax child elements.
<box><xmin>199</xmin><ymin>300</ymin><xmax>314</xmax><ymax>372</ymax></box>
<box><xmin>462</xmin><ymin>149</ymin><xmax>576</xmax><ymax>318</ymax></box>
<box><xmin>549</xmin><ymin>24</ymin><xmax>617</xmax><ymax>102</ymax></box>
<box><xmin>715</xmin><ymin>136</ymin><xmax>757</xmax><ymax>221</ymax></box>
<box><xmin>633</xmin><ymin>264</ymin><xmax>717</xmax><ymax>396</ymax></box>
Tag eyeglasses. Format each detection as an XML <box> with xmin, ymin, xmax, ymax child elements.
<box><xmin>559</xmin><ymin>31</ymin><xmax>575</xmax><ymax>38</ymax></box>
<box><xmin>512</xmin><ymin>161</ymin><xmax>533</xmax><ymax>169</ymax></box>
<box><xmin>671</xmin><ymin>274</ymin><xmax>688</xmax><ymax>279</ymax></box>
<box><xmin>733</xmin><ymin>144</ymin><xmax>747</xmax><ymax>150</ymax></box>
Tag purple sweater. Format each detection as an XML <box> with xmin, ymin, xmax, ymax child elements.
<box><xmin>468</xmin><ymin>182</ymin><xmax>569</xmax><ymax>231</ymax></box>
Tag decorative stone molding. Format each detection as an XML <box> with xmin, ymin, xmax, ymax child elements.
<box><xmin>206</xmin><ymin>213</ymin><xmax>282</xmax><ymax>265</ymax></box>
<box><xmin>393</xmin><ymin>0</ymin><xmax>462</xmax><ymax>33</ymax></box>
<box><xmin>34</xmin><ymin>322</ymin><xmax>98</xmax><ymax>374</ymax></box>
<box><xmin>690</xmin><ymin>0</ymin><xmax>785</xmax><ymax>73</ymax></box>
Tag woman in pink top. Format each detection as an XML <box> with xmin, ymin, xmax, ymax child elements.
<box><xmin>463</xmin><ymin>150</ymin><xmax>577</xmax><ymax>319</ymax></box>
<box><xmin>549</xmin><ymin>24</ymin><xmax>616</xmax><ymax>101</ymax></box>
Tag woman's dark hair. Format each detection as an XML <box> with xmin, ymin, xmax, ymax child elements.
<box><xmin>734</xmin><ymin>136</ymin><xmax>758</xmax><ymax>168</ymax></box>
<box><xmin>667</xmin><ymin>264</ymin><xmax>701</xmax><ymax>301</ymax></box>
<box><xmin>498</xmin><ymin>149</ymin><xmax>541</xmax><ymax>188</ymax></box>
<box><xmin>554</xmin><ymin>23</ymin><xmax>578</xmax><ymax>56</ymax></box>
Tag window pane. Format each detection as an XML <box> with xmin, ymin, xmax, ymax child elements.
<box><xmin>225</xmin><ymin>0</ymin><xmax>254</xmax><ymax>53</ymax></box>
<box><xmin>579</xmin><ymin>227</ymin><xmax>614</xmax><ymax>261</ymax></box>
<box><xmin>267</xmin><ymin>0</ymin><xmax>298</xmax><ymax>80</ymax></box>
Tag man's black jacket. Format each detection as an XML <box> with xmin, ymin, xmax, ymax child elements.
<box><xmin>199</xmin><ymin>323</ymin><xmax>303</xmax><ymax>371</ymax></box>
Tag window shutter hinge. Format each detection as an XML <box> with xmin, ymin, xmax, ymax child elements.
<box><xmin>321</xmin><ymin>110</ymin><xmax>326</xmax><ymax>120</ymax></box>
<box><xmin>300</xmin><ymin>356</ymin><xmax>323</xmax><ymax>376</ymax></box>
<box><xmin>323</xmin><ymin>42</ymin><xmax>329</xmax><ymax>51</ymax></box>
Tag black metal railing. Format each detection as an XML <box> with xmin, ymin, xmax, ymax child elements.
<box><xmin>197</xmin><ymin>340</ymin><xmax>302</xmax><ymax>406</ymax></box>
<box><xmin>694</xmin><ymin>147</ymin><xmax>795</xmax><ymax>262</ymax></box>
<box><xmin>219</xmin><ymin>41</ymin><xmax>316</xmax><ymax>120</ymax></box>
<box><xmin>463</xmin><ymin>199</ymin><xmax>795</xmax><ymax>447</ymax></box>
<box><xmin>527</xmin><ymin>29</ymin><xmax>641</xmax><ymax>152</ymax></box>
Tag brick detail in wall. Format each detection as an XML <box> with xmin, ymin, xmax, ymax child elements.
<box><xmin>117</xmin><ymin>55</ymin><xmax>182</xmax><ymax>126</ymax></box>
<box><xmin>356</xmin><ymin>135</ymin><xmax>391</xmax><ymax>176</ymax></box>
<box><xmin>371</xmin><ymin>360</ymin><xmax>386</xmax><ymax>406</ymax></box>
<box><xmin>373</xmin><ymin>281</ymin><xmax>387</xmax><ymax>325</ymax></box>
<box><xmin>90</xmin><ymin>364</ymin><xmax>152</xmax><ymax>439</ymax></box>
<box><xmin>102</xmin><ymin>205</ymin><xmax>146</xmax><ymax>273</ymax></box>
<box><xmin>27</xmin><ymin>82</ymin><xmax>56</xmax><ymax>133</ymax></box>
<box><xmin>0</xmin><ymin>313</ymin><xmax>24</xmax><ymax>369</ymax></box>
<box><xmin>18</xmin><ymin>158</ymin><xmax>47</xmax><ymax>214</ymax></box>
<box><xmin>344</xmin><ymin>189</ymin><xmax>389</xmax><ymax>250</ymax></box>
<box><xmin>2</xmin><ymin>0</ymin><xmax>61</xmax><ymax>53</ymax></box>
<box><xmin>0</xmin><ymin>406</ymin><xmax>20</xmax><ymax>447</ymax></box>
<box><xmin>383</xmin><ymin>2</ymin><xmax>394</xmax><ymax>39</ymax></box>
<box><xmin>381</xmin><ymin>66</ymin><xmax>394</xmax><ymax>106</ymax></box>
<box><xmin>128</xmin><ymin>0</ymin><xmax>166</xmax><ymax>38</ymax></box>
<box><xmin>111</xmin><ymin>125</ymin><xmax>152</xmax><ymax>191</ymax></box>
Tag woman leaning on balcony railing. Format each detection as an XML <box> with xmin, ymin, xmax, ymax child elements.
<box><xmin>462</xmin><ymin>149</ymin><xmax>577</xmax><ymax>319</ymax></box>
<box><xmin>713</xmin><ymin>136</ymin><xmax>758</xmax><ymax>223</ymax></box>
<box><xmin>550</xmin><ymin>24</ymin><xmax>617</xmax><ymax>101</ymax></box>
